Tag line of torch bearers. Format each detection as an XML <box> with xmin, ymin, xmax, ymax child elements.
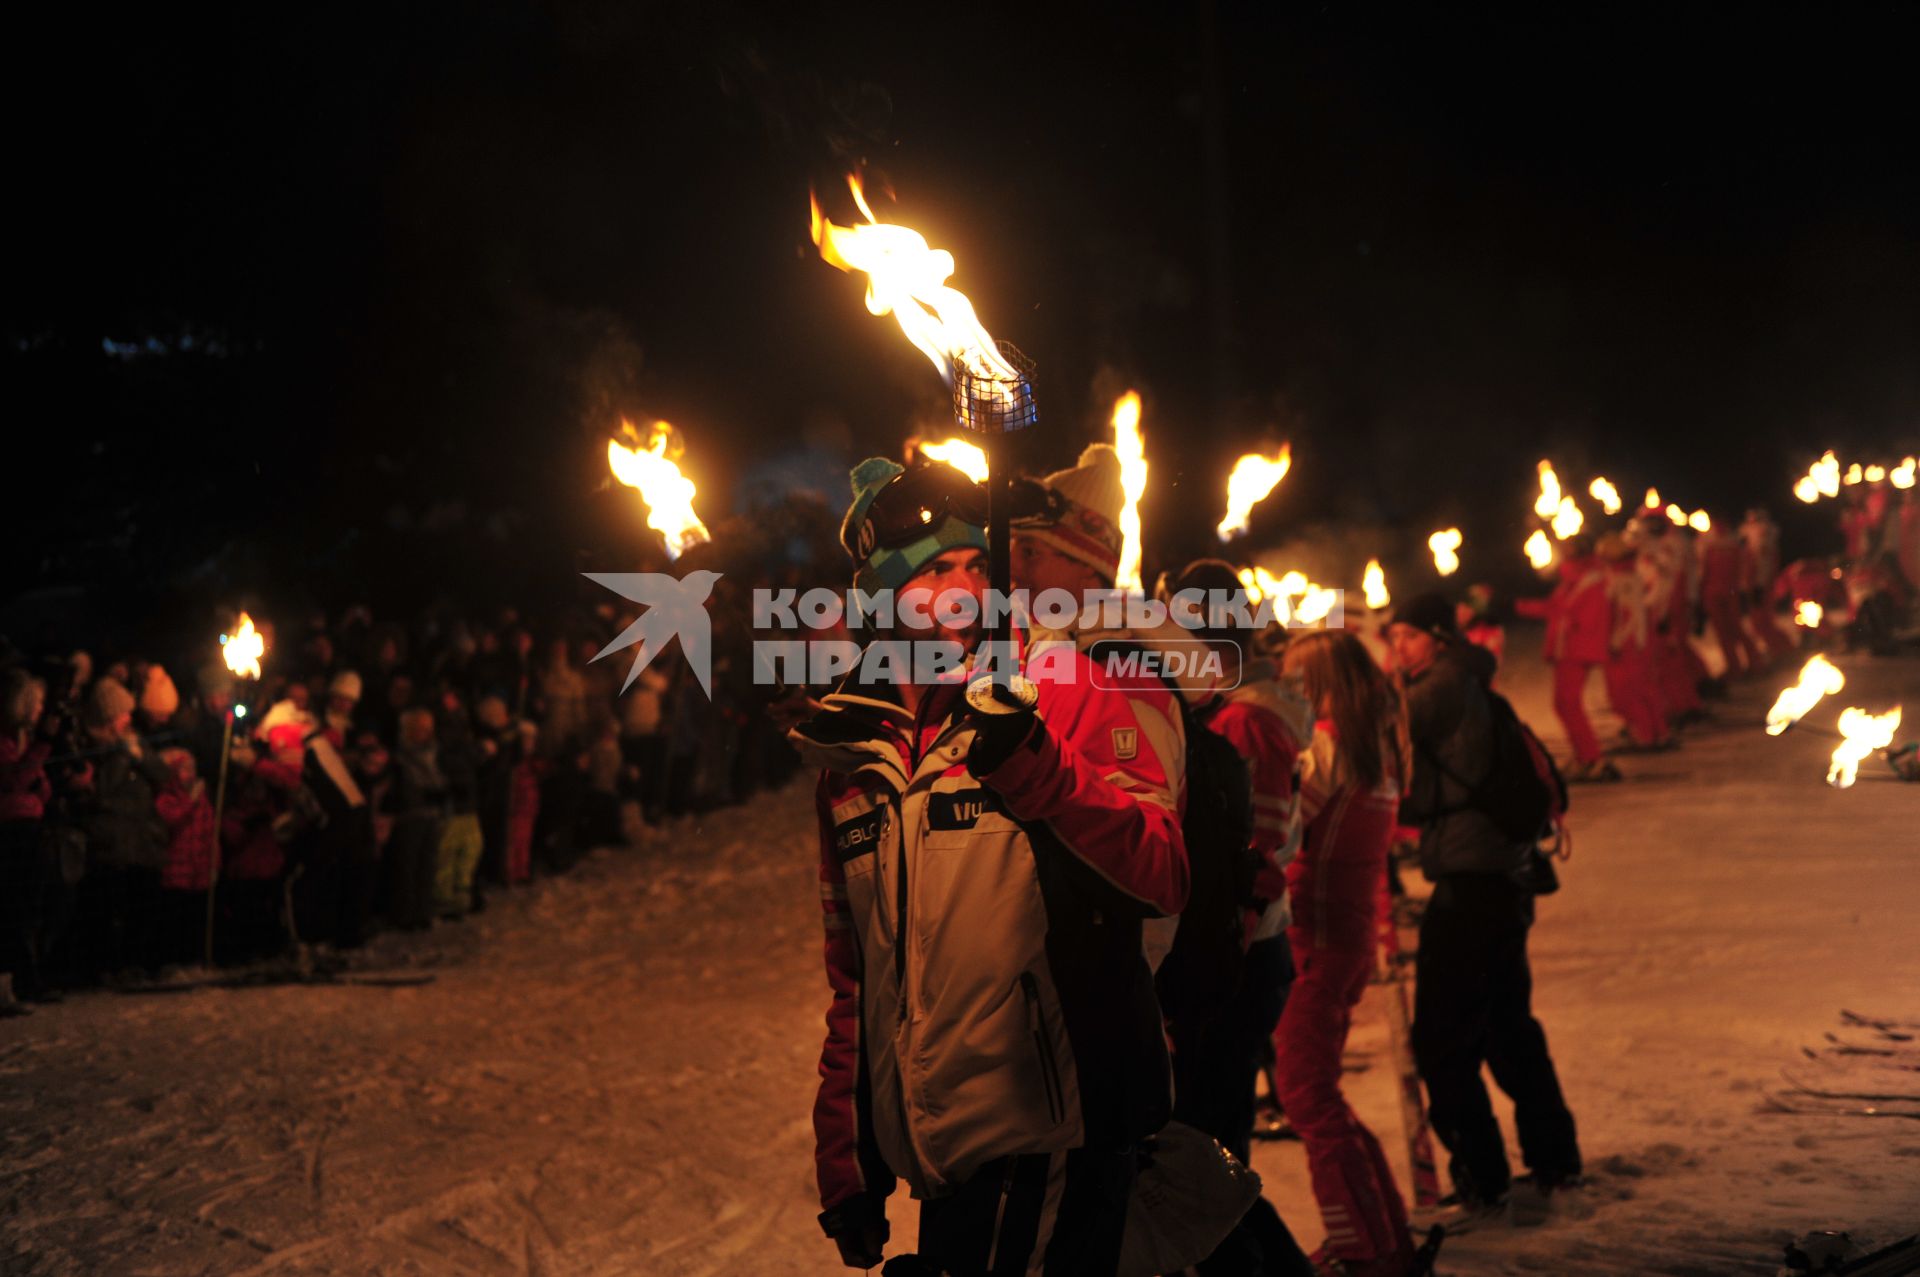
<box><xmin>595</xmin><ymin>172</ymin><xmax>1909</xmax><ymax>790</ymax></box>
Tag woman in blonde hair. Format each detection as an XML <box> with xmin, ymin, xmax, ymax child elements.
<box><xmin>1274</xmin><ymin>630</ymin><xmax>1415</xmax><ymax>1276</ymax></box>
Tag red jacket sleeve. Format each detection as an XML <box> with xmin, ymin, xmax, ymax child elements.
<box><xmin>1209</xmin><ymin>701</ymin><xmax>1303</xmax><ymax>905</ymax></box>
<box><xmin>811</xmin><ymin>778</ymin><xmax>892</xmax><ymax>1213</ymax></box>
<box><xmin>980</xmin><ymin>651</ymin><xmax>1189</xmax><ymax>917</ymax></box>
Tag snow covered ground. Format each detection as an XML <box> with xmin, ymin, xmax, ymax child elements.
<box><xmin>2</xmin><ymin>630</ymin><xmax>1916</xmax><ymax>1276</ymax></box>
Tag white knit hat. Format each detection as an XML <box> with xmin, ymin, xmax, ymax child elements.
<box><xmin>1015</xmin><ymin>444</ymin><xmax>1127</xmax><ymax>583</ymax></box>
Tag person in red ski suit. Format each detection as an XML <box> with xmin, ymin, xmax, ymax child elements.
<box><xmin>1597</xmin><ymin>535</ymin><xmax>1671</xmax><ymax>750</ymax></box>
<box><xmin>154</xmin><ymin>747</ymin><xmax>218</xmax><ymax>965</ymax></box>
<box><xmin>1636</xmin><ymin>521</ymin><xmax>1704</xmax><ymax>720</ymax></box>
<box><xmin>1698</xmin><ymin>522</ymin><xmax>1764</xmax><ymax>679</ymax></box>
<box><xmin>1516</xmin><ymin>537</ymin><xmax>1617</xmax><ymax>781</ymax></box>
<box><xmin>797</xmin><ymin>458</ymin><xmax>1188</xmax><ymax>1276</ymax></box>
<box><xmin>1269</xmin><ymin>629</ymin><xmax>1415</xmax><ymax>1275</ymax></box>
<box><xmin>1738</xmin><ymin>509</ymin><xmax>1795</xmax><ymax>661</ymax></box>
<box><xmin>1773</xmin><ymin>557</ymin><xmax>1846</xmax><ymax>642</ymax></box>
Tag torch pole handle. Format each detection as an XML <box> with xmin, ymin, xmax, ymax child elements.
<box><xmin>203</xmin><ymin>710</ymin><xmax>233</xmax><ymax>970</ymax></box>
<box><xmin>987</xmin><ymin>433</ymin><xmax>1013</xmax><ymax>665</ymax></box>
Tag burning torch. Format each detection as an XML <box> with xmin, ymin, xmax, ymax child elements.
<box><xmin>811</xmin><ymin>175</ymin><xmax>1039</xmax><ymax>712</ymax></box>
<box><xmin>206</xmin><ymin>612</ymin><xmax>266</xmax><ymax>967</ymax></box>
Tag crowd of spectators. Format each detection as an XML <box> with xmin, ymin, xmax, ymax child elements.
<box><xmin>0</xmin><ymin>543</ymin><xmax>832</xmax><ymax>1013</ymax></box>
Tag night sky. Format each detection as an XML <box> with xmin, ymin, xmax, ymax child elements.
<box><xmin>9</xmin><ymin>3</ymin><xmax>1918</xmax><ymax>630</ymax></box>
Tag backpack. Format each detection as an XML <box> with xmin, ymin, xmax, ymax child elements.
<box><xmin>1421</xmin><ymin>688</ymin><xmax>1568</xmax><ymax>846</ymax></box>
<box><xmin>1154</xmin><ymin>692</ymin><xmax>1259</xmax><ymax>1028</ymax></box>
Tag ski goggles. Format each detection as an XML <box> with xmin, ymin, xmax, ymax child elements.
<box><xmin>1008</xmin><ymin>476</ymin><xmax>1071</xmax><ymax>525</ymax></box>
<box><xmin>844</xmin><ymin>462</ymin><xmax>990</xmax><ymax>560</ymax></box>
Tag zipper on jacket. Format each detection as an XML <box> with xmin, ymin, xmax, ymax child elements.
<box><xmin>894</xmin><ymin>827</ymin><xmax>909</xmax><ymax>996</ymax></box>
<box><xmin>984</xmin><ymin>1158</ymin><xmax>1018</xmax><ymax>1272</ymax></box>
<box><xmin>1020</xmin><ymin>972</ymin><xmax>1064</xmax><ymax>1125</ymax></box>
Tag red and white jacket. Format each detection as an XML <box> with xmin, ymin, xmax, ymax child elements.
<box><xmin>794</xmin><ymin>637</ymin><xmax>1188</xmax><ymax>1212</ymax></box>
<box><xmin>1204</xmin><ymin>659</ymin><xmax>1312</xmax><ymax>942</ymax></box>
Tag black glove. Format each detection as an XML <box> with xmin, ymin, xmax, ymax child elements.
<box><xmin>966</xmin><ymin>693</ymin><xmax>1041</xmax><ymax>776</ymax></box>
<box><xmin>820</xmin><ymin>1192</ymin><xmax>889</xmax><ymax>1269</ymax></box>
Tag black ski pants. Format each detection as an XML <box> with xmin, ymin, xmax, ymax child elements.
<box><xmin>913</xmin><ymin>1146</ymin><xmax>1134</xmax><ymax>1276</ymax></box>
<box><xmin>1410</xmin><ymin>873</ymin><xmax>1580</xmax><ymax>1202</ymax></box>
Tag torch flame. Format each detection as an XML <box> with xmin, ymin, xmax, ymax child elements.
<box><xmin>1864</xmin><ymin>464</ymin><xmax>1887</xmax><ymax>484</ymax></box>
<box><xmin>1795</xmin><ymin>601</ymin><xmax>1824</xmax><ymax>628</ymax></box>
<box><xmin>1843</xmin><ymin>462</ymin><xmax>1863</xmax><ymax>486</ymax></box>
<box><xmin>1363</xmin><ymin>559</ymin><xmax>1390</xmax><ymax>610</ymax></box>
<box><xmin>1237</xmin><ymin>566</ymin><xmax>1277</xmax><ymax>603</ymax></box>
<box><xmin>222</xmin><ymin>612</ymin><xmax>265</xmax><ymax>680</ymax></box>
<box><xmin>1793</xmin><ymin>476</ymin><xmax>1820</xmax><ymax>504</ymax></box>
<box><xmin>1588</xmin><ymin>477</ymin><xmax>1622</xmax><ymax>515</ymax></box>
<box><xmin>1643</xmin><ymin>487</ymin><xmax>1661</xmax><ymax>510</ymax></box>
<box><xmin>1688</xmin><ymin>509</ymin><xmax>1711</xmax><ymax>533</ymax></box>
<box><xmin>1236</xmin><ymin>566</ymin><xmax>1334</xmax><ymax>627</ymax></box>
<box><xmin>1217</xmin><ymin>445</ymin><xmax>1292</xmax><ymax>541</ymax></box>
<box><xmin>1665</xmin><ymin>503</ymin><xmax>1688</xmax><ymax>527</ymax></box>
<box><xmin>1828</xmin><ymin>705</ymin><xmax>1901</xmax><ymax>789</ymax></box>
<box><xmin>1533</xmin><ymin>460</ymin><xmax>1563</xmax><ymax>519</ymax></box>
<box><xmin>1428</xmin><ymin>528</ymin><xmax>1463</xmax><ymax>576</ymax></box>
<box><xmin>811</xmin><ymin>175</ymin><xmax>1016</xmax><ymax>389</ymax></box>
<box><xmin>1893</xmin><ymin>457</ymin><xmax>1916</xmax><ymax>490</ymax></box>
<box><xmin>1551</xmin><ymin>495</ymin><xmax>1584</xmax><ymax>540</ymax></box>
<box><xmin>918</xmin><ymin>437</ymin><xmax>988</xmax><ymax>483</ymax></box>
<box><xmin>607</xmin><ymin>421</ymin><xmax>711</xmax><ymax>559</ymax></box>
<box><xmin>1524</xmin><ymin>528</ymin><xmax>1553</xmax><ymax>570</ymax></box>
<box><xmin>1766</xmin><ymin>653</ymin><xmax>1845</xmax><ymax>736</ymax></box>
<box><xmin>1813</xmin><ymin>451</ymin><xmax>1841</xmax><ymax>498</ymax></box>
<box><xmin>1112</xmin><ymin>391</ymin><xmax>1148</xmax><ymax>592</ymax></box>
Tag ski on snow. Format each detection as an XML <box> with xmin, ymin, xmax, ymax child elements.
<box><xmin>1763</xmin><ymin>1086</ymin><xmax>1920</xmax><ymax>1119</ymax></box>
<box><xmin>1781</xmin><ymin>1063</ymin><xmax>1920</xmax><ymax>1103</ymax></box>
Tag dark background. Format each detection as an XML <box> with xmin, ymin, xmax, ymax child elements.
<box><xmin>7</xmin><ymin>2</ymin><xmax>1917</xmax><ymax>644</ymax></box>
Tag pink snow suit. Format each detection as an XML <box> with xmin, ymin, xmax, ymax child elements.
<box><xmin>1273</xmin><ymin>723</ymin><xmax>1412</xmax><ymax>1264</ymax></box>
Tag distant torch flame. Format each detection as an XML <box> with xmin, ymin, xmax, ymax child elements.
<box><xmin>1217</xmin><ymin>445</ymin><xmax>1292</xmax><ymax>541</ymax></box>
<box><xmin>1843</xmin><ymin>462</ymin><xmax>1863</xmax><ymax>486</ymax></box>
<box><xmin>1237</xmin><ymin>566</ymin><xmax>1276</xmax><ymax>603</ymax></box>
<box><xmin>1893</xmin><ymin>457</ymin><xmax>1917</xmax><ymax>490</ymax></box>
<box><xmin>1363</xmin><ymin>559</ymin><xmax>1389</xmax><ymax>610</ymax></box>
<box><xmin>1793</xmin><ymin>475</ymin><xmax>1820</xmax><ymax>504</ymax></box>
<box><xmin>1112</xmin><ymin>391</ymin><xmax>1148</xmax><ymax>592</ymax></box>
<box><xmin>1863</xmin><ymin>464</ymin><xmax>1887</xmax><ymax>484</ymax></box>
<box><xmin>1643</xmin><ymin>487</ymin><xmax>1661</xmax><ymax>510</ymax></box>
<box><xmin>1551</xmin><ymin>496</ymin><xmax>1584</xmax><ymax>540</ymax></box>
<box><xmin>1588</xmin><ymin>477</ymin><xmax>1622</xmax><ymax>515</ymax></box>
<box><xmin>1811</xmin><ymin>451</ymin><xmax>1840</xmax><ymax>498</ymax></box>
<box><xmin>222</xmin><ymin>612</ymin><xmax>265</xmax><ymax>680</ymax></box>
<box><xmin>811</xmin><ymin>175</ymin><xmax>1016</xmax><ymax>389</ymax></box>
<box><xmin>1295</xmin><ymin>585</ymin><xmax>1339</xmax><ymax>625</ymax></box>
<box><xmin>1524</xmin><ymin>528</ymin><xmax>1553</xmax><ymax>570</ymax></box>
<box><xmin>1766</xmin><ymin>654</ymin><xmax>1845</xmax><ymax>736</ymax></box>
<box><xmin>918</xmin><ymin>437</ymin><xmax>988</xmax><ymax>482</ymax></box>
<box><xmin>1828</xmin><ymin>705</ymin><xmax>1901</xmax><ymax>789</ymax></box>
<box><xmin>1533</xmin><ymin>460</ymin><xmax>1563</xmax><ymax>519</ymax></box>
<box><xmin>607</xmin><ymin>422</ymin><xmax>710</xmax><ymax>559</ymax></box>
<box><xmin>1236</xmin><ymin>565</ymin><xmax>1335</xmax><ymax>627</ymax></box>
<box><xmin>1665</xmin><ymin>503</ymin><xmax>1688</xmax><ymax>527</ymax></box>
<box><xmin>1688</xmin><ymin>509</ymin><xmax>1711</xmax><ymax>533</ymax></box>
<box><xmin>1428</xmin><ymin>528</ymin><xmax>1463</xmax><ymax>576</ymax></box>
<box><xmin>1795</xmin><ymin>601</ymin><xmax>1824</xmax><ymax>628</ymax></box>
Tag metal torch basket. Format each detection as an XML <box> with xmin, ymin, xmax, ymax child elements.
<box><xmin>951</xmin><ymin>340</ymin><xmax>1039</xmax><ymax>436</ymax></box>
